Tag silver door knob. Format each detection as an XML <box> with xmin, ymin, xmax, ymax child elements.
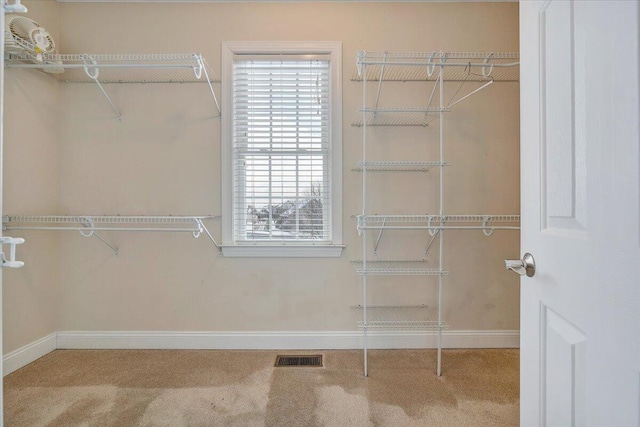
<box><xmin>505</xmin><ymin>253</ymin><xmax>535</xmax><ymax>277</ymax></box>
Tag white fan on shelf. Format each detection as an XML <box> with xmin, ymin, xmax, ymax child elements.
<box><xmin>4</xmin><ymin>14</ymin><xmax>63</xmax><ymax>73</ymax></box>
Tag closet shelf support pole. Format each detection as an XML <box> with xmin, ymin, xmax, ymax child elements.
<box><xmin>81</xmin><ymin>55</ymin><xmax>123</xmax><ymax>121</ymax></box>
<box><xmin>197</xmin><ymin>55</ymin><xmax>221</xmax><ymax>117</ymax></box>
<box><xmin>437</xmin><ymin>64</ymin><xmax>444</xmax><ymax>377</ymax></box>
<box><xmin>373</xmin><ymin>218</ymin><xmax>386</xmax><ymax>254</ymax></box>
<box><xmin>373</xmin><ymin>52</ymin><xmax>387</xmax><ymax>110</ymax></box>
<box><xmin>447</xmin><ymin>79</ymin><xmax>494</xmax><ymax>108</ymax></box>
<box><xmin>196</xmin><ymin>219</ymin><xmax>221</xmax><ymax>251</ymax></box>
<box><xmin>426</xmin><ymin>77</ymin><xmax>439</xmax><ymax>110</ymax></box>
<box><xmin>424</xmin><ymin>229</ymin><xmax>440</xmax><ymax>255</ymax></box>
<box><xmin>91</xmin><ymin>233</ymin><xmax>119</xmax><ymax>256</ymax></box>
<box><xmin>362</xmin><ymin>62</ymin><xmax>368</xmax><ymax>378</ymax></box>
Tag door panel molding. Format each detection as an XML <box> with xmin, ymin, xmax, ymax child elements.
<box><xmin>539</xmin><ymin>0</ymin><xmax>587</xmax><ymax>235</ymax></box>
<box><xmin>540</xmin><ymin>304</ymin><xmax>586</xmax><ymax>426</ymax></box>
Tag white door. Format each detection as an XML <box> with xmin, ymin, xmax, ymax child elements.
<box><xmin>0</xmin><ymin>4</ymin><xmax>6</xmax><ymax>425</ymax></box>
<box><xmin>519</xmin><ymin>0</ymin><xmax>640</xmax><ymax>426</ymax></box>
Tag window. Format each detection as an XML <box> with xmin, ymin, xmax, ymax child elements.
<box><xmin>221</xmin><ymin>42</ymin><xmax>342</xmax><ymax>257</ymax></box>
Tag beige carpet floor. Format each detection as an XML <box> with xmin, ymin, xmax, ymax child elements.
<box><xmin>4</xmin><ymin>349</ymin><xmax>519</xmax><ymax>426</ymax></box>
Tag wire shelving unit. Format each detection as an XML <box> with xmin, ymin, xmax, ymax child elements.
<box><xmin>351</xmin><ymin>260</ymin><xmax>447</xmax><ymax>276</ymax></box>
<box><xmin>354</xmin><ymin>50</ymin><xmax>520</xmax><ymax>378</ymax></box>
<box><xmin>352</xmin><ymin>161</ymin><xmax>450</xmax><ymax>172</ymax></box>
<box><xmin>352</xmin><ymin>51</ymin><xmax>520</xmax><ymax>82</ymax></box>
<box><xmin>357</xmin><ymin>214</ymin><xmax>520</xmax><ymax>233</ymax></box>
<box><xmin>353</xmin><ymin>107</ymin><xmax>449</xmax><ymax>127</ymax></box>
<box><xmin>353</xmin><ymin>305</ymin><xmax>445</xmax><ymax>329</ymax></box>
<box><xmin>3</xmin><ymin>215</ymin><xmax>221</xmax><ymax>255</ymax></box>
<box><xmin>4</xmin><ymin>53</ymin><xmax>221</xmax><ymax>120</ymax></box>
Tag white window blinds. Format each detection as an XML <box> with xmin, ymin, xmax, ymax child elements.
<box><xmin>232</xmin><ymin>56</ymin><xmax>331</xmax><ymax>243</ymax></box>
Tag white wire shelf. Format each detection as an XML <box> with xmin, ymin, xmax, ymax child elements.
<box><xmin>353</xmin><ymin>305</ymin><xmax>446</xmax><ymax>330</ymax></box>
<box><xmin>356</xmin><ymin>214</ymin><xmax>520</xmax><ymax>235</ymax></box>
<box><xmin>5</xmin><ymin>53</ymin><xmax>220</xmax><ymax>83</ymax></box>
<box><xmin>4</xmin><ymin>53</ymin><xmax>221</xmax><ymax>119</ymax></box>
<box><xmin>353</xmin><ymin>107</ymin><xmax>449</xmax><ymax>127</ymax></box>
<box><xmin>353</xmin><ymin>51</ymin><xmax>519</xmax><ymax>82</ymax></box>
<box><xmin>352</xmin><ymin>161</ymin><xmax>450</xmax><ymax>172</ymax></box>
<box><xmin>3</xmin><ymin>215</ymin><xmax>221</xmax><ymax>252</ymax></box>
<box><xmin>351</xmin><ymin>260</ymin><xmax>447</xmax><ymax>276</ymax></box>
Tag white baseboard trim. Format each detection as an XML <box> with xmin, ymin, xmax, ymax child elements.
<box><xmin>56</xmin><ymin>330</ymin><xmax>520</xmax><ymax>350</ymax></box>
<box><xmin>3</xmin><ymin>332</ymin><xmax>57</xmax><ymax>376</ymax></box>
<box><xmin>3</xmin><ymin>330</ymin><xmax>519</xmax><ymax>375</ymax></box>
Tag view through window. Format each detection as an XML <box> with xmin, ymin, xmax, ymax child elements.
<box><xmin>232</xmin><ymin>57</ymin><xmax>331</xmax><ymax>242</ymax></box>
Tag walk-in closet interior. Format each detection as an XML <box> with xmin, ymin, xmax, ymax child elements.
<box><xmin>1</xmin><ymin>0</ymin><xmax>520</xmax><ymax>421</ymax></box>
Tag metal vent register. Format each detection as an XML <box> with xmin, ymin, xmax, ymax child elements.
<box><xmin>275</xmin><ymin>355</ymin><xmax>323</xmax><ymax>367</ymax></box>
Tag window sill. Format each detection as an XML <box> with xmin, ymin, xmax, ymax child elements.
<box><xmin>221</xmin><ymin>245</ymin><xmax>344</xmax><ymax>258</ymax></box>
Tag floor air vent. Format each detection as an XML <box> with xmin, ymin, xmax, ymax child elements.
<box><xmin>275</xmin><ymin>355</ymin><xmax>323</xmax><ymax>367</ymax></box>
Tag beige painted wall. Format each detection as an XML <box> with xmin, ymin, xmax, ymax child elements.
<box><xmin>3</xmin><ymin>0</ymin><xmax>60</xmax><ymax>353</ymax></box>
<box><xmin>4</xmin><ymin>1</ymin><xmax>520</xmax><ymax>347</ymax></box>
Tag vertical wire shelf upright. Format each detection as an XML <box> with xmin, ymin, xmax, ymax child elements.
<box><xmin>354</xmin><ymin>51</ymin><xmax>520</xmax><ymax>378</ymax></box>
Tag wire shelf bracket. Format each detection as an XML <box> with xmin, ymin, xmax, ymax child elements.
<box><xmin>2</xmin><ymin>215</ymin><xmax>221</xmax><ymax>255</ymax></box>
<box><xmin>4</xmin><ymin>53</ymin><xmax>221</xmax><ymax>120</ymax></box>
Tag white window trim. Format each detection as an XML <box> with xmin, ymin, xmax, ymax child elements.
<box><xmin>221</xmin><ymin>41</ymin><xmax>343</xmax><ymax>258</ymax></box>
